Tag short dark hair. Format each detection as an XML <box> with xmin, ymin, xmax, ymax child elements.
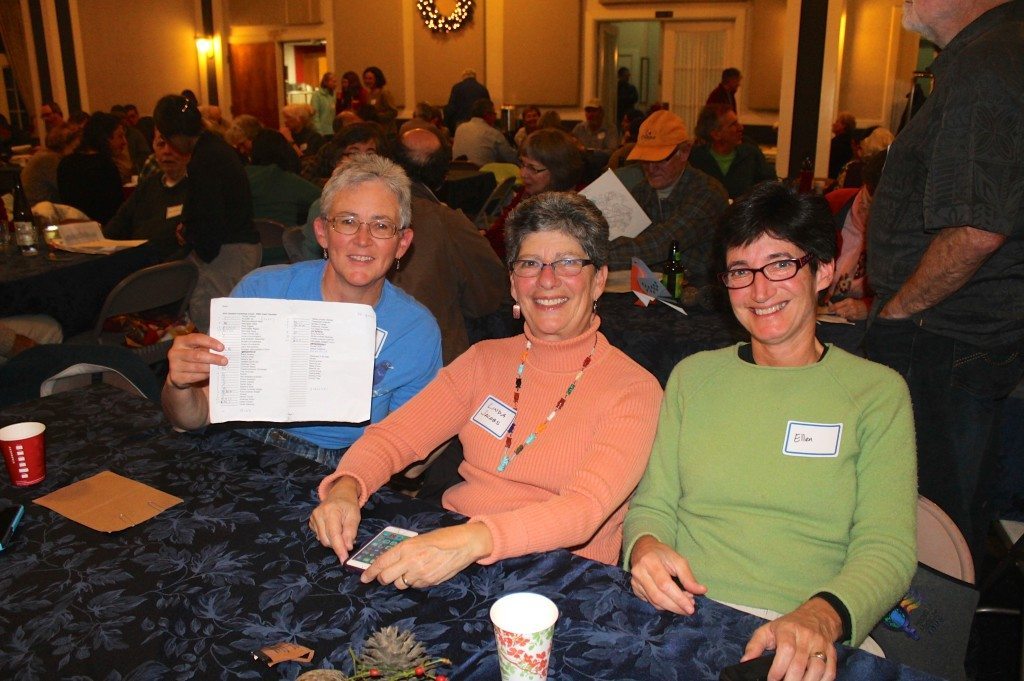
<box><xmin>41</xmin><ymin>101</ymin><xmax>63</xmax><ymax>116</ymax></box>
<box><xmin>695</xmin><ymin>105</ymin><xmax>729</xmax><ymax>144</ymax></box>
<box><xmin>80</xmin><ymin>112</ymin><xmax>121</xmax><ymax>156</ymax></box>
<box><xmin>722</xmin><ymin>67</ymin><xmax>741</xmax><ymax>82</ymax></box>
<box><xmin>521</xmin><ymin>128</ymin><xmax>583</xmax><ymax>191</ymax></box>
<box><xmin>716</xmin><ymin>182</ymin><xmax>836</xmax><ymax>273</ymax></box>
<box><xmin>124</xmin><ymin>104</ymin><xmax>138</xmax><ymax>114</ymax></box>
<box><xmin>154</xmin><ymin>94</ymin><xmax>203</xmax><ymax>140</ymax></box>
<box><xmin>470</xmin><ymin>98</ymin><xmax>495</xmax><ymax>119</ymax></box>
<box><xmin>252</xmin><ymin>129</ymin><xmax>301</xmax><ymax>173</ymax></box>
<box><xmin>334</xmin><ymin>122</ymin><xmax>384</xmax><ymax>152</ymax></box>
<box><xmin>394</xmin><ymin>125</ymin><xmax>451</xmax><ymax>190</ymax></box>
<box><xmin>363</xmin><ymin>66</ymin><xmax>386</xmax><ymax>88</ymax></box>
<box><xmin>505</xmin><ymin>192</ymin><xmax>609</xmax><ymax>269</ymax></box>
<box><xmin>617</xmin><ymin>67</ymin><xmax>630</xmax><ymax>77</ymax></box>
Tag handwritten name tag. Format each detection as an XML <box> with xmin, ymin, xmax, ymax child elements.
<box><xmin>472</xmin><ymin>396</ymin><xmax>517</xmax><ymax>438</ymax></box>
<box><xmin>783</xmin><ymin>421</ymin><xmax>842</xmax><ymax>457</ymax></box>
<box><xmin>166</xmin><ymin>204</ymin><xmax>183</xmax><ymax>219</ymax></box>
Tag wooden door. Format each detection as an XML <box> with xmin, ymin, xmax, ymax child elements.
<box><xmin>229</xmin><ymin>42</ymin><xmax>279</xmax><ymax>129</ymax></box>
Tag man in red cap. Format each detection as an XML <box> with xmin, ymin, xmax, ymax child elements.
<box><xmin>607</xmin><ymin>109</ymin><xmax>729</xmax><ymax>286</ymax></box>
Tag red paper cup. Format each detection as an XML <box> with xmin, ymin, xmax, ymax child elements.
<box><xmin>1</xmin><ymin>422</ymin><xmax>46</xmax><ymax>487</ymax></box>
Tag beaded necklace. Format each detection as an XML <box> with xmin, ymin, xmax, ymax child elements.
<box><xmin>496</xmin><ymin>337</ymin><xmax>598</xmax><ymax>473</ymax></box>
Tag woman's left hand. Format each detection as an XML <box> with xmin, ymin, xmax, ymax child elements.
<box><xmin>742</xmin><ymin>598</ymin><xmax>841</xmax><ymax>681</ymax></box>
<box><xmin>361</xmin><ymin>523</ymin><xmax>493</xmax><ymax>589</ymax></box>
<box><xmin>826</xmin><ymin>298</ymin><xmax>868</xmax><ymax>321</ymax></box>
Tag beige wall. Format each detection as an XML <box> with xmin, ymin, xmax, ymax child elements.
<box><xmin>502</xmin><ymin>0</ymin><xmax>581</xmax><ymax>106</ymax></box>
<box><xmin>838</xmin><ymin>0</ymin><xmax>901</xmax><ymax>128</ymax></box>
<box><xmin>746</xmin><ymin>0</ymin><xmax>785</xmax><ymax>111</ymax></box>
<box><xmin>413</xmin><ymin>4</ymin><xmax>487</xmax><ymax>107</ymax></box>
<box><xmin>75</xmin><ymin>0</ymin><xmax>201</xmax><ymax>115</ymax></box>
<box><xmin>332</xmin><ymin>1</ymin><xmax>405</xmax><ymax>108</ymax></box>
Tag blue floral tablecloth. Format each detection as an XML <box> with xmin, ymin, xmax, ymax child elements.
<box><xmin>0</xmin><ymin>385</ymin><xmax>938</xmax><ymax>680</ymax></box>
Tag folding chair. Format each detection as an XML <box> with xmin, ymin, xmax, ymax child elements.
<box><xmin>871</xmin><ymin>496</ymin><xmax>978</xmax><ymax>681</ymax></box>
<box><xmin>69</xmin><ymin>260</ymin><xmax>198</xmax><ymax>366</ymax></box>
<box><xmin>473</xmin><ymin>176</ymin><xmax>517</xmax><ymax>228</ymax></box>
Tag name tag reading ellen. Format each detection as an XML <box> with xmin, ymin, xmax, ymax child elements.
<box><xmin>472</xmin><ymin>396</ymin><xmax>517</xmax><ymax>438</ymax></box>
<box><xmin>783</xmin><ymin>421</ymin><xmax>843</xmax><ymax>457</ymax></box>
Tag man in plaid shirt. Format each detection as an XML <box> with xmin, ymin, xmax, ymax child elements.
<box><xmin>607</xmin><ymin>110</ymin><xmax>729</xmax><ymax>285</ymax></box>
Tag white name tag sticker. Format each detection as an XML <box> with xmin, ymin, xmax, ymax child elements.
<box><xmin>166</xmin><ymin>204</ymin><xmax>183</xmax><ymax>219</ymax></box>
<box><xmin>472</xmin><ymin>396</ymin><xmax>517</xmax><ymax>439</ymax></box>
<box><xmin>783</xmin><ymin>421</ymin><xmax>843</xmax><ymax>457</ymax></box>
<box><xmin>374</xmin><ymin>328</ymin><xmax>387</xmax><ymax>358</ymax></box>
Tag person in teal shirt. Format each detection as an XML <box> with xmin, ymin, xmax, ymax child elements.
<box><xmin>624</xmin><ymin>182</ymin><xmax>916</xmax><ymax>681</ymax></box>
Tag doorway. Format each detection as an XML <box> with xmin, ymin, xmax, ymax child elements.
<box><xmin>282</xmin><ymin>40</ymin><xmax>327</xmax><ymax>105</ymax></box>
<box><xmin>598</xmin><ymin>21</ymin><xmax>661</xmax><ymax>116</ymax></box>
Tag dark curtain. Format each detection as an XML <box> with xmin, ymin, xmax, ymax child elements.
<box><xmin>0</xmin><ymin>0</ymin><xmax>35</xmax><ymax>121</ymax></box>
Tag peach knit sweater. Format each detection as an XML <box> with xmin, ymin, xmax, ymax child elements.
<box><xmin>318</xmin><ymin>316</ymin><xmax>663</xmax><ymax>565</ymax></box>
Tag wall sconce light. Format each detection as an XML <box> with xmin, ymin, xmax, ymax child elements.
<box><xmin>195</xmin><ymin>35</ymin><xmax>214</xmax><ymax>58</ymax></box>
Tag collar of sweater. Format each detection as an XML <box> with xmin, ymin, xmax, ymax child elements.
<box><xmin>522</xmin><ymin>314</ymin><xmax>605</xmax><ymax>373</ymax></box>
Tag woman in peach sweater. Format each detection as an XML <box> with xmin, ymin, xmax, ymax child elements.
<box><xmin>309</xmin><ymin>192</ymin><xmax>662</xmax><ymax>589</ymax></box>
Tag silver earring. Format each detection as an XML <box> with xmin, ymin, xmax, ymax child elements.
<box><xmin>593</xmin><ymin>301</ymin><xmax>598</xmax><ymax>313</ymax></box>
<box><xmin>512</xmin><ymin>303</ymin><xmax>521</xmax><ymax>320</ymax></box>
<box><xmin>323</xmin><ymin>248</ymin><xmax>328</xmax><ymax>259</ymax></box>
<box><xmin>395</xmin><ymin>257</ymin><xmax>401</xmax><ymax>272</ymax></box>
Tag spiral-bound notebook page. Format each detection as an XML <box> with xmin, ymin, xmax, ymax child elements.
<box><xmin>207</xmin><ymin>297</ymin><xmax>376</xmax><ymax>424</ymax></box>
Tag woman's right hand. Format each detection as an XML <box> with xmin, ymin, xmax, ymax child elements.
<box><xmin>309</xmin><ymin>477</ymin><xmax>362</xmax><ymax>562</ymax></box>
<box><xmin>166</xmin><ymin>333</ymin><xmax>227</xmax><ymax>390</ymax></box>
<box><xmin>629</xmin><ymin>535</ymin><xmax>708</xmax><ymax>616</ymax></box>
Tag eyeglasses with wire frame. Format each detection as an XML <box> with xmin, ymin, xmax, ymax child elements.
<box><xmin>510</xmin><ymin>258</ymin><xmax>594</xmax><ymax>277</ymax></box>
<box><xmin>324</xmin><ymin>214</ymin><xmax>401</xmax><ymax>239</ymax></box>
<box><xmin>718</xmin><ymin>253</ymin><xmax>815</xmax><ymax>289</ymax></box>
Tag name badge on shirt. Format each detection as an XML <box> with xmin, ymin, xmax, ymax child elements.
<box><xmin>166</xmin><ymin>204</ymin><xmax>183</xmax><ymax>219</ymax></box>
<box><xmin>782</xmin><ymin>421</ymin><xmax>842</xmax><ymax>457</ymax></box>
<box><xmin>472</xmin><ymin>396</ymin><xmax>517</xmax><ymax>438</ymax></box>
<box><xmin>374</xmin><ymin>328</ymin><xmax>387</xmax><ymax>358</ymax></box>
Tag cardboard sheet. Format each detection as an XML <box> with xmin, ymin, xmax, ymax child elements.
<box><xmin>34</xmin><ymin>470</ymin><xmax>182</xmax><ymax>532</ymax></box>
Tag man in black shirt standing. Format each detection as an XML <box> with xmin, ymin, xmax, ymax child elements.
<box><xmin>865</xmin><ymin>0</ymin><xmax>1024</xmax><ymax>554</ymax></box>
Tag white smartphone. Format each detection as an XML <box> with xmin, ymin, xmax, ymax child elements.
<box><xmin>345</xmin><ymin>525</ymin><xmax>418</xmax><ymax>571</ymax></box>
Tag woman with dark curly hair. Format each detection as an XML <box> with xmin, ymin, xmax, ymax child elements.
<box><xmin>57</xmin><ymin>112</ymin><xmax>126</xmax><ymax>223</ymax></box>
<box><xmin>362</xmin><ymin>66</ymin><xmax>397</xmax><ymax>130</ymax></box>
<box><xmin>338</xmin><ymin>71</ymin><xmax>367</xmax><ymax>112</ymax></box>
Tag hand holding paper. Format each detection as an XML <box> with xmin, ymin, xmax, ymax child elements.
<box><xmin>207</xmin><ymin>298</ymin><xmax>377</xmax><ymax>424</ymax></box>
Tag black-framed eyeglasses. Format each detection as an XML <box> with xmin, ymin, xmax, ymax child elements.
<box><xmin>510</xmin><ymin>258</ymin><xmax>594</xmax><ymax>277</ymax></box>
<box><xmin>325</xmin><ymin>214</ymin><xmax>401</xmax><ymax>239</ymax></box>
<box><xmin>718</xmin><ymin>253</ymin><xmax>814</xmax><ymax>289</ymax></box>
<box><xmin>521</xmin><ymin>162</ymin><xmax>549</xmax><ymax>175</ymax></box>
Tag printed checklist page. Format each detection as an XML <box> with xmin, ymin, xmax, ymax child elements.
<box><xmin>207</xmin><ymin>297</ymin><xmax>375</xmax><ymax>424</ymax></box>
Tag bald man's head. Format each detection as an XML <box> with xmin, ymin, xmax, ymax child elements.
<box><xmin>396</xmin><ymin>124</ymin><xmax>451</xmax><ymax>190</ymax></box>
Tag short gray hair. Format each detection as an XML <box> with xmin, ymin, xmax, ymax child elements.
<box><xmin>224</xmin><ymin>114</ymin><xmax>261</xmax><ymax>146</ymax></box>
<box><xmin>320</xmin><ymin>154</ymin><xmax>412</xmax><ymax>229</ymax></box>
<box><xmin>505</xmin><ymin>192</ymin><xmax>609</xmax><ymax>269</ymax></box>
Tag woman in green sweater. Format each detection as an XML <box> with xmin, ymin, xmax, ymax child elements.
<box><xmin>624</xmin><ymin>182</ymin><xmax>916</xmax><ymax>681</ymax></box>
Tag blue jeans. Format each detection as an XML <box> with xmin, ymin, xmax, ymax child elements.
<box><xmin>236</xmin><ymin>427</ymin><xmax>346</xmax><ymax>468</ymax></box>
<box><xmin>865</xmin><ymin>317</ymin><xmax>1024</xmax><ymax>555</ymax></box>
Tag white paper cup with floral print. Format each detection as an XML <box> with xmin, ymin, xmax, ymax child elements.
<box><xmin>490</xmin><ymin>592</ymin><xmax>559</xmax><ymax>681</ymax></box>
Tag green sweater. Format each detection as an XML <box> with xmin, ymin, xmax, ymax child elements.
<box><xmin>623</xmin><ymin>344</ymin><xmax>917</xmax><ymax>644</ymax></box>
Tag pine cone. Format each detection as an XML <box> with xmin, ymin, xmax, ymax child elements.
<box><xmin>296</xmin><ymin>671</ymin><xmax>348</xmax><ymax>681</ymax></box>
<box><xmin>357</xmin><ymin>626</ymin><xmax>429</xmax><ymax>673</ymax></box>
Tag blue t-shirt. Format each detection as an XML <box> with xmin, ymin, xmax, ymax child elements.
<box><xmin>231</xmin><ymin>260</ymin><xmax>442</xmax><ymax>448</ymax></box>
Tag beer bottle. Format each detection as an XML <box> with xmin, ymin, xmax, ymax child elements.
<box><xmin>12</xmin><ymin>176</ymin><xmax>38</xmax><ymax>256</ymax></box>
<box><xmin>662</xmin><ymin>240</ymin><xmax>684</xmax><ymax>300</ymax></box>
